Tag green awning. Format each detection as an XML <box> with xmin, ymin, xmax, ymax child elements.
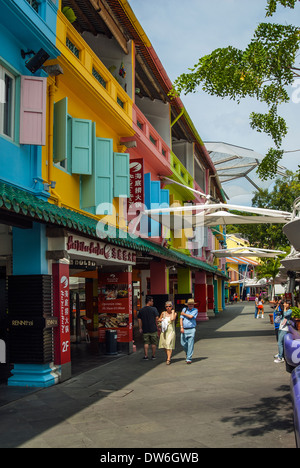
<box><xmin>0</xmin><ymin>182</ymin><xmax>228</xmax><ymax>278</ymax></box>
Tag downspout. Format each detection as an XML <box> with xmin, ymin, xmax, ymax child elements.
<box><xmin>48</xmin><ymin>80</ymin><xmax>62</xmax><ymax>207</ymax></box>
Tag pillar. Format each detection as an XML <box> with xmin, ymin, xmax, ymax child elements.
<box><xmin>177</xmin><ymin>268</ymin><xmax>192</xmax><ymax>295</ymax></box>
<box><xmin>150</xmin><ymin>259</ymin><xmax>168</xmax><ymax>295</ymax></box>
<box><xmin>194</xmin><ymin>271</ymin><xmax>208</xmax><ymax>321</ymax></box>
<box><xmin>8</xmin><ymin>223</ymin><xmax>59</xmax><ymax>387</ymax></box>
<box><xmin>52</xmin><ymin>260</ymin><xmax>71</xmax><ymax>382</ymax></box>
<box><xmin>150</xmin><ymin>259</ymin><xmax>169</xmax><ymax>314</ymax></box>
<box><xmin>207</xmin><ymin>275</ymin><xmax>214</xmax><ymax>318</ymax></box>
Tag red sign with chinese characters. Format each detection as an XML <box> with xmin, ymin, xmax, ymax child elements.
<box><xmin>98</xmin><ymin>272</ymin><xmax>133</xmax><ymax>343</ymax></box>
<box><xmin>128</xmin><ymin>159</ymin><xmax>144</xmax><ymax>211</ymax></box>
<box><xmin>53</xmin><ymin>263</ymin><xmax>71</xmax><ymax>365</ymax></box>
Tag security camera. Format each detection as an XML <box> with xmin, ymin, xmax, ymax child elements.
<box><xmin>22</xmin><ymin>48</ymin><xmax>50</xmax><ymax>74</ymax></box>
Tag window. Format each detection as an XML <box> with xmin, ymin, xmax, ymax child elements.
<box><xmin>26</xmin><ymin>0</ymin><xmax>39</xmax><ymax>13</ymax></box>
<box><xmin>0</xmin><ymin>65</ymin><xmax>15</xmax><ymax>140</ymax></box>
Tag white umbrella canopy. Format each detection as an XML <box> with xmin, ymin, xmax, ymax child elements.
<box><xmin>212</xmin><ymin>247</ymin><xmax>286</xmax><ymax>258</ymax></box>
<box><xmin>201</xmin><ymin>210</ymin><xmax>290</xmax><ymax>227</ymax></box>
<box><xmin>145</xmin><ymin>208</ymin><xmax>292</xmax><ymax>230</ymax></box>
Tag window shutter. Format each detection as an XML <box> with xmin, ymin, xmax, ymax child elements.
<box><xmin>53</xmin><ymin>97</ymin><xmax>68</xmax><ymax>163</ymax></box>
<box><xmin>95</xmin><ymin>137</ymin><xmax>113</xmax><ymax>215</ymax></box>
<box><xmin>19</xmin><ymin>76</ymin><xmax>47</xmax><ymax>145</ymax></box>
<box><xmin>71</xmin><ymin>118</ymin><xmax>92</xmax><ymax>175</ymax></box>
<box><xmin>140</xmin><ymin>173</ymin><xmax>151</xmax><ymax>236</ymax></box>
<box><xmin>150</xmin><ymin>181</ymin><xmax>161</xmax><ymax>237</ymax></box>
<box><xmin>113</xmin><ymin>152</ymin><xmax>129</xmax><ymax>198</ymax></box>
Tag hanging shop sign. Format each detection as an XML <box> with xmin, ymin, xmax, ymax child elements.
<box><xmin>66</xmin><ymin>235</ymin><xmax>136</xmax><ymax>265</ymax></box>
<box><xmin>53</xmin><ymin>263</ymin><xmax>71</xmax><ymax>366</ymax></box>
<box><xmin>128</xmin><ymin>159</ymin><xmax>144</xmax><ymax>211</ymax></box>
<box><xmin>98</xmin><ymin>271</ymin><xmax>133</xmax><ymax>343</ymax></box>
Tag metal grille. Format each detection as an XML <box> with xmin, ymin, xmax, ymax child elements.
<box><xmin>92</xmin><ymin>67</ymin><xmax>107</xmax><ymax>89</ymax></box>
<box><xmin>66</xmin><ymin>37</ymin><xmax>79</xmax><ymax>59</ymax></box>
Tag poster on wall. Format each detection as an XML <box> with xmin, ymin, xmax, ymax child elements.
<box><xmin>98</xmin><ymin>272</ymin><xmax>132</xmax><ymax>343</ymax></box>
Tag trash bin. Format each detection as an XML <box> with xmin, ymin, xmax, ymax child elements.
<box><xmin>105</xmin><ymin>329</ymin><xmax>118</xmax><ymax>355</ymax></box>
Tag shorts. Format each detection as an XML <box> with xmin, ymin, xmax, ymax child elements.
<box><xmin>143</xmin><ymin>332</ymin><xmax>159</xmax><ymax>346</ymax></box>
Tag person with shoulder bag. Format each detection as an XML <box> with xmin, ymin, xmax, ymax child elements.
<box><xmin>180</xmin><ymin>298</ymin><xmax>198</xmax><ymax>364</ymax></box>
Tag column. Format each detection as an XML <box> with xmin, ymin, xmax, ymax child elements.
<box><xmin>150</xmin><ymin>259</ymin><xmax>168</xmax><ymax>295</ymax></box>
<box><xmin>8</xmin><ymin>223</ymin><xmax>59</xmax><ymax>387</ymax></box>
<box><xmin>150</xmin><ymin>259</ymin><xmax>169</xmax><ymax>313</ymax></box>
<box><xmin>194</xmin><ymin>271</ymin><xmax>208</xmax><ymax>321</ymax></box>
<box><xmin>207</xmin><ymin>275</ymin><xmax>214</xmax><ymax>318</ymax></box>
<box><xmin>52</xmin><ymin>260</ymin><xmax>71</xmax><ymax>382</ymax></box>
<box><xmin>177</xmin><ymin>268</ymin><xmax>192</xmax><ymax>295</ymax></box>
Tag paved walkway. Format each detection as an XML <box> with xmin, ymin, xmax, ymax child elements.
<box><xmin>0</xmin><ymin>303</ymin><xmax>296</xmax><ymax>448</ymax></box>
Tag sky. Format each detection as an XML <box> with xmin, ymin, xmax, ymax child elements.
<box><xmin>128</xmin><ymin>0</ymin><xmax>300</xmax><ymax>205</ymax></box>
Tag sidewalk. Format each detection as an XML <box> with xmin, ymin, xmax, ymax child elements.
<box><xmin>0</xmin><ymin>302</ymin><xmax>295</xmax><ymax>448</ymax></box>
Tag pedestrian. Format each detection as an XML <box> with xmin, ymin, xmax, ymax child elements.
<box><xmin>180</xmin><ymin>298</ymin><xmax>198</xmax><ymax>364</ymax></box>
<box><xmin>257</xmin><ymin>295</ymin><xmax>264</xmax><ymax>319</ymax></box>
<box><xmin>158</xmin><ymin>301</ymin><xmax>177</xmax><ymax>365</ymax></box>
<box><xmin>137</xmin><ymin>296</ymin><xmax>159</xmax><ymax>361</ymax></box>
<box><xmin>273</xmin><ymin>299</ymin><xmax>284</xmax><ymax>342</ymax></box>
<box><xmin>254</xmin><ymin>293</ymin><xmax>259</xmax><ymax>319</ymax></box>
<box><xmin>274</xmin><ymin>299</ymin><xmax>293</xmax><ymax>363</ymax></box>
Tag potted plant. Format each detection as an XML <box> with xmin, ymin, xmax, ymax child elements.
<box><xmin>291</xmin><ymin>307</ymin><xmax>300</xmax><ymax>330</ymax></box>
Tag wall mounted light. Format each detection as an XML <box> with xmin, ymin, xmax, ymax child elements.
<box><xmin>21</xmin><ymin>48</ymin><xmax>50</xmax><ymax>74</ymax></box>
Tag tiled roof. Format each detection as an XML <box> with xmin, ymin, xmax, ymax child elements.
<box><xmin>0</xmin><ymin>182</ymin><xmax>227</xmax><ymax>277</ymax></box>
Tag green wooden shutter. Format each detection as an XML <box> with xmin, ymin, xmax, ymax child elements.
<box><xmin>95</xmin><ymin>137</ymin><xmax>113</xmax><ymax>215</ymax></box>
<box><xmin>71</xmin><ymin>118</ymin><xmax>92</xmax><ymax>175</ymax></box>
<box><xmin>53</xmin><ymin>97</ymin><xmax>68</xmax><ymax>163</ymax></box>
<box><xmin>113</xmin><ymin>152</ymin><xmax>130</xmax><ymax>198</ymax></box>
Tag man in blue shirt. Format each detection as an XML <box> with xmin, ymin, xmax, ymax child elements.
<box><xmin>180</xmin><ymin>298</ymin><xmax>198</xmax><ymax>364</ymax></box>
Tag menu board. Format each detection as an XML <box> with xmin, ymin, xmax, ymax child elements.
<box><xmin>98</xmin><ymin>272</ymin><xmax>132</xmax><ymax>343</ymax></box>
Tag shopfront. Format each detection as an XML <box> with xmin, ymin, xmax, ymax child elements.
<box><xmin>49</xmin><ymin>232</ymin><xmax>137</xmax><ymax>378</ymax></box>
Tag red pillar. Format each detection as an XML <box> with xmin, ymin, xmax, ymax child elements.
<box><xmin>150</xmin><ymin>259</ymin><xmax>168</xmax><ymax>294</ymax></box>
<box><xmin>52</xmin><ymin>262</ymin><xmax>71</xmax><ymax>381</ymax></box>
<box><xmin>194</xmin><ymin>271</ymin><xmax>209</xmax><ymax>321</ymax></box>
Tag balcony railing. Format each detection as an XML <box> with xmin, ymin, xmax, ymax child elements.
<box><xmin>56</xmin><ymin>11</ymin><xmax>133</xmax><ymax>128</ymax></box>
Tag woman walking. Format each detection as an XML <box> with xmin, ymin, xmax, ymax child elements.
<box><xmin>158</xmin><ymin>301</ymin><xmax>177</xmax><ymax>365</ymax></box>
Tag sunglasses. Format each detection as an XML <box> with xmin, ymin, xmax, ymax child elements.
<box><xmin>166</xmin><ymin>305</ymin><xmax>172</xmax><ymax>308</ymax></box>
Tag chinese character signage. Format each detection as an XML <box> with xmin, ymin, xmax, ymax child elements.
<box><xmin>53</xmin><ymin>263</ymin><xmax>71</xmax><ymax>365</ymax></box>
<box><xmin>128</xmin><ymin>159</ymin><xmax>144</xmax><ymax>211</ymax></box>
<box><xmin>66</xmin><ymin>236</ymin><xmax>136</xmax><ymax>265</ymax></box>
<box><xmin>98</xmin><ymin>272</ymin><xmax>133</xmax><ymax>343</ymax></box>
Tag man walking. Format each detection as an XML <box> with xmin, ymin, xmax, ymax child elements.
<box><xmin>138</xmin><ymin>296</ymin><xmax>159</xmax><ymax>360</ymax></box>
<box><xmin>180</xmin><ymin>298</ymin><xmax>198</xmax><ymax>364</ymax></box>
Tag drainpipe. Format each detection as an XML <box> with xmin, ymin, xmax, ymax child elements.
<box><xmin>48</xmin><ymin>81</ymin><xmax>62</xmax><ymax>206</ymax></box>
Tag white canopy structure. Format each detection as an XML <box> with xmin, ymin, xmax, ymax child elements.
<box><xmin>204</xmin><ymin>142</ymin><xmax>287</xmax><ymax>197</ymax></box>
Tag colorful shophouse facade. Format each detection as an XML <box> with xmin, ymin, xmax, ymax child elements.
<box><xmin>0</xmin><ymin>0</ymin><xmax>228</xmax><ymax>387</ymax></box>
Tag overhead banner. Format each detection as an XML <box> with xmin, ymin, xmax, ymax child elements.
<box><xmin>98</xmin><ymin>272</ymin><xmax>133</xmax><ymax>343</ymax></box>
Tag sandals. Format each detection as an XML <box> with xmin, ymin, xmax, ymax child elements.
<box><xmin>166</xmin><ymin>360</ymin><xmax>171</xmax><ymax>365</ymax></box>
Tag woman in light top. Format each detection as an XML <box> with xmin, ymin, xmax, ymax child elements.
<box><xmin>158</xmin><ymin>301</ymin><xmax>177</xmax><ymax>365</ymax></box>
